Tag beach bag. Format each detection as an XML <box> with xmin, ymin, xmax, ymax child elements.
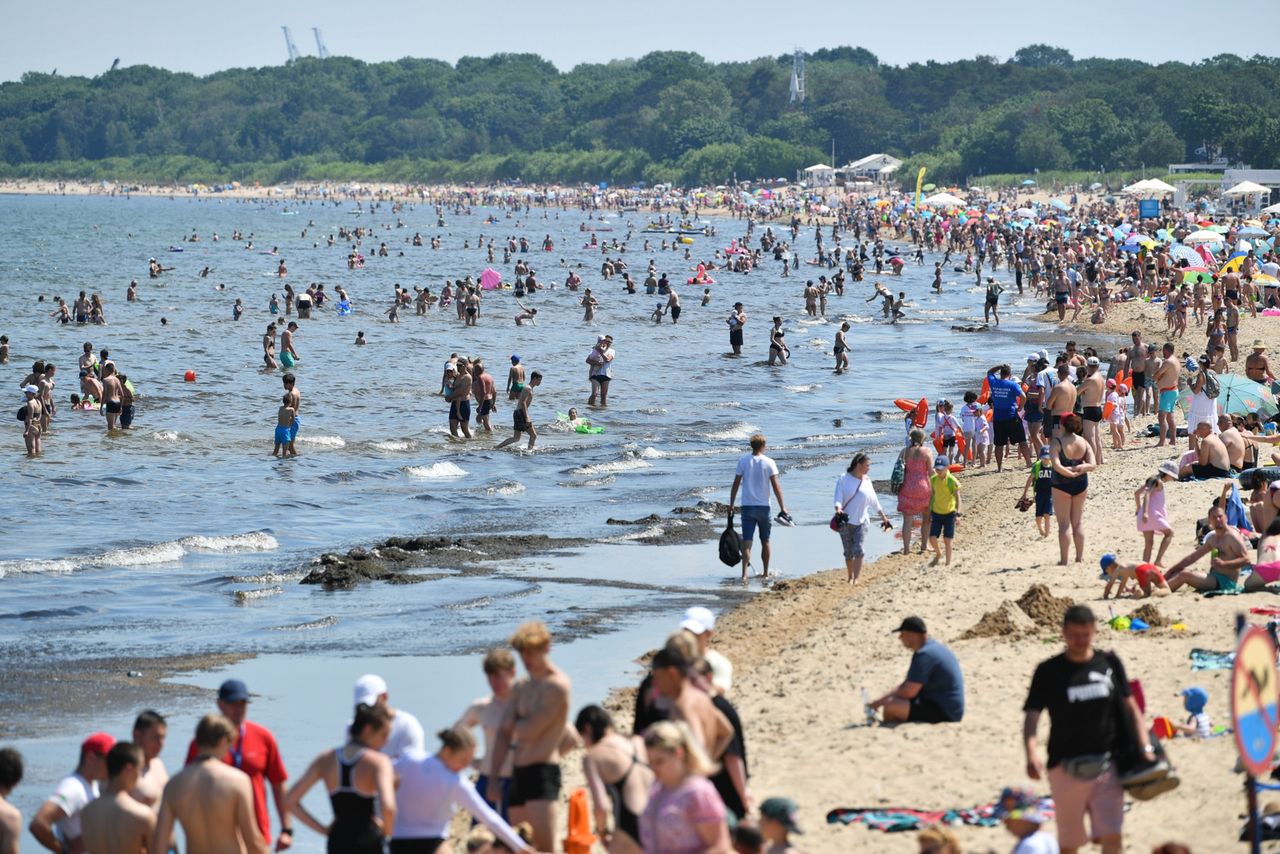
<box><xmin>890</xmin><ymin>450</ymin><xmax>906</xmax><ymax>495</ymax></box>
<box><xmin>719</xmin><ymin>514</ymin><xmax>742</xmax><ymax>567</ymax></box>
<box><xmin>1203</xmin><ymin>369</ymin><xmax>1220</xmax><ymax>399</ymax></box>
<box><xmin>16</xmin><ymin>405</ymin><xmax>27</xmax><ymax>422</ymax></box>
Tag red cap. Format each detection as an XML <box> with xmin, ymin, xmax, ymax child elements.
<box><xmin>81</xmin><ymin>732</ymin><xmax>116</xmax><ymax>756</ymax></box>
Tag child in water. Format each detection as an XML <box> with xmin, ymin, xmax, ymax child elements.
<box><xmin>273</xmin><ymin>394</ymin><xmax>297</xmax><ymax>458</ymax></box>
<box><xmin>355</xmin><ymin>331</ymin><xmax>366</xmax><ymax>346</ymax></box>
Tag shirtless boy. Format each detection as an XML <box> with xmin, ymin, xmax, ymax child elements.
<box><xmin>274</xmin><ymin>395</ymin><xmax>297</xmax><ymax>458</ymax></box>
<box><xmin>81</xmin><ymin>743</ymin><xmax>156</xmax><ymax>854</ymax></box>
<box><xmin>151</xmin><ymin>715</ymin><xmax>267</xmax><ymax>854</ymax></box>
<box><xmin>487</xmin><ymin>621</ymin><xmax>573</xmax><ymax>853</ymax></box>
<box><xmin>0</xmin><ymin>748</ymin><xmax>21</xmax><ymax>854</ymax></box>
<box><xmin>497</xmin><ymin>372</ymin><xmax>542</xmax><ymax>451</ymax></box>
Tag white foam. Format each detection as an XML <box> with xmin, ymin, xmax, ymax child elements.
<box><xmin>639</xmin><ymin>447</ymin><xmax>665</xmax><ymax>459</ymax></box>
<box><xmin>405</xmin><ymin>461</ymin><xmax>468</xmax><ymax>479</ymax></box>
<box><xmin>705</xmin><ymin>401</ymin><xmax>742</xmax><ymax>409</ymax></box>
<box><xmin>97</xmin><ymin>542</ymin><xmax>187</xmax><ymax>567</ymax></box>
<box><xmin>0</xmin><ymin>558</ymin><xmax>77</xmax><ymax>577</ymax></box>
<box><xmin>234</xmin><ymin>586</ymin><xmax>284</xmax><ymax>603</ymax></box>
<box><xmin>569</xmin><ymin>458</ymin><xmax>652</xmax><ymax>476</ymax></box>
<box><xmin>786</xmin><ymin>384</ymin><xmax>821</xmax><ymax>393</ymax></box>
<box><xmin>636</xmin><ymin>407</ymin><xmax>668</xmax><ymax>415</ymax></box>
<box><xmin>151</xmin><ymin>430</ymin><xmax>183</xmax><ymax>442</ymax></box>
<box><xmin>602</xmin><ymin>524</ymin><xmax>664</xmax><ymax>543</ymax></box>
<box><xmin>297</xmin><ymin>435</ymin><xmax>346</xmax><ymax>447</ymax></box>
<box><xmin>706</xmin><ymin>422</ymin><xmax>759</xmax><ymax>441</ymax></box>
<box><xmin>182</xmin><ymin>532</ymin><xmax>279</xmax><ymax>552</ymax></box>
<box><xmin>486</xmin><ymin>480</ymin><xmax>526</xmax><ymax>496</ymax></box>
<box><xmin>371</xmin><ymin>439</ymin><xmax>415</xmax><ymax>452</ymax></box>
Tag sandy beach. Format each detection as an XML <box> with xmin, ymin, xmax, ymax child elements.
<box><xmin>628</xmin><ymin>306</ymin><xmax>1262</xmax><ymax>853</ymax></box>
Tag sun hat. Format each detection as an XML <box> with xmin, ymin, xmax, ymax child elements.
<box><xmin>1181</xmin><ymin>686</ymin><xmax>1208</xmax><ymax>714</ymax></box>
<box><xmin>993</xmin><ymin>787</ymin><xmax>1047</xmax><ymax>824</ymax></box>
<box><xmin>1099</xmin><ymin>553</ymin><xmax>1117</xmax><ymax>579</ymax></box>
<box><xmin>22</xmin><ymin>385</ymin><xmax>38</xmax><ymax>395</ymax></box>
<box><xmin>1254</xmin><ymin>340</ymin><xmax>1267</xmax><ymax>350</ymax></box>
<box><xmin>1158</xmin><ymin>460</ymin><xmax>1180</xmax><ymax>479</ymax></box>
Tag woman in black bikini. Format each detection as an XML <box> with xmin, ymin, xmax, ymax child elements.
<box><xmin>1051</xmin><ymin>413</ymin><xmax>1096</xmax><ymax>566</ymax></box>
<box><xmin>576</xmin><ymin>705</ymin><xmax>651</xmax><ymax>854</ymax></box>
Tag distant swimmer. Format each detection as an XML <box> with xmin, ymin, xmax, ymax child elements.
<box><xmin>355</xmin><ymin>331</ymin><xmax>366</xmax><ymax>346</ymax></box>
<box><xmin>514</xmin><ymin>299</ymin><xmax>537</xmax><ymax>326</ymax></box>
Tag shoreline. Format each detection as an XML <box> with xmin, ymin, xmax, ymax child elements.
<box><xmin>595</xmin><ymin>306</ymin><xmax>1254</xmax><ymax>852</ymax></box>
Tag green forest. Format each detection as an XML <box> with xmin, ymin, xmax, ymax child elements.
<box><xmin>1</xmin><ymin>45</ymin><xmax>1277</xmax><ymax>187</ymax></box>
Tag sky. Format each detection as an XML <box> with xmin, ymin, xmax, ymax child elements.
<box><xmin>1</xmin><ymin>0</ymin><xmax>1274</xmax><ymax>82</ymax></box>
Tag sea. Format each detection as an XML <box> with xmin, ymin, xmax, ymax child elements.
<box><xmin>0</xmin><ymin>193</ymin><xmax>1052</xmax><ymax>849</ymax></box>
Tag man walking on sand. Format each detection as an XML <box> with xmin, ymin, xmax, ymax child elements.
<box><xmin>729</xmin><ymin>434</ymin><xmax>791</xmax><ymax>579</ymax></box>
<box><xmin>1154</xmin><ymin>342</ymin><xmax>1180</xmax><ymax>447</ymax></box>
<box><xmin>1024</xmin><ymin>605</ymin><xmax>1158</xmax><ymax>854</ymax></box>
<box><xmin>155</xmin><ymin>715</ymin><xmax>267</xmax><ymax>854</ymax></box>
<box><xmin>487</xmin><ymin>621</ymin><xmax>573</xmax><ymax>854</ymax></box>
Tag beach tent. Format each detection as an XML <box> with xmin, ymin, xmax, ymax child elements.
<box><xmin>1122</xmin><ymin>178</ymin><xmax>1176</xmax><ymax>196</ymax></box>
<box><xmin>1224</xmin><ymin>181</ymin><xmax>1270</xmax><ymax>197</ymax></box>
<box><xmin>923</xmin><ymin>192</ymin><xmax>966</xmax><ymax>207</ymax></box>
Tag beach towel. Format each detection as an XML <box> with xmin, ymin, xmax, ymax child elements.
<box><xmin>826</xmin><ymin>798</ymin><xmax>1054</xmax><ymax>832</ymax></box>
<box><xmin>1226</xmin><ymin>484</ymin><xmax>1254</xmax><ymax>533</ymax></box>
<box><xmin>1190</xmin><ymin>648</ymin><xmax>1235</xmax><ymax>671</ymax></box>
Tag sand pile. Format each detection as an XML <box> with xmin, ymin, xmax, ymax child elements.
<box><xmin>1129</xmin><ymin>602</ymin><xmax>1171</xmax><ymax>628</ymax></box>
<box><xmin>961</xmin><ymin>600</ymin><xmax>1037</xmax><ymax>639</ymax></box>
<box><xmin>1016</xmin><ymin>584</ymin><xmax>1076</xmax><ymax>628</ymax></box>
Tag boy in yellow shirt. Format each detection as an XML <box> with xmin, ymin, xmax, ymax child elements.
<box><xmin>928</xmin><ymin>455</ymin><xmax>961</xmax><ymax>566</ymax></box>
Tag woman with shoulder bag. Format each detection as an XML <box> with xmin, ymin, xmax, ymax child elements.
<box><xmin>832</xmin><ymin>452</ymin><xmax>893</xmax><ymax>584</ymax></box>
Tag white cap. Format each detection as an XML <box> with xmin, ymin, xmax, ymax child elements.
<box><xmin>23</xmin><ymin>385</ymin><xmax>38</xmax><ymax>395</ymax></box>
<box><xmin>705</xmin><ymin>649</ymin><xmax>734</xmax><ymax>694</ymax></box>
<box><xmin>353</xmin><ymin>674</ymin><xmax>388</xmax><ymax>706</ymax></box>
<box><xmin>680</xmin><ymin>606</ymin><xmax>716</xmax><ymax>635</ymax></box>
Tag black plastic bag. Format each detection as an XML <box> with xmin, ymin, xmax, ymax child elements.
<box><xmin>719</xmin><ymin>513</ymin><xmax>742</xmax><ymax>566</ymax></box>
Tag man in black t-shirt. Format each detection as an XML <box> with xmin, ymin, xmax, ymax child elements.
<box><xmin>1023</xmin><ymin>604</ymin><xmax>1153</xmax><ymax>854</ymax></box>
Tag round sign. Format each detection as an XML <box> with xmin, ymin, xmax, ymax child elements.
<box><xmin>1232</xmin><ymin>626</ymin><xmax>1280</xmax><ymax>777</ymax></box>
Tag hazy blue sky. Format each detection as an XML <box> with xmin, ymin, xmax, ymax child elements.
<box><xmin>1</xmin><ymin>0</ymin><xmax>1272</xmax><ymax>82</ymax></box>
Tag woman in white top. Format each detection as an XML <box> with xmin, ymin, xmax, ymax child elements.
<box><xmin>833</xmin><ymin>453</ymin><xmax>893</xmax><ymax>583</ymax></box>
<box><xmin>390</xmin><ymin>727</ymin><xmax>536</xmax><ymax>854</ymax></box>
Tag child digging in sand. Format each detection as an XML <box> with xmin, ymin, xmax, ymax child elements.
<box><xmin>1135</xmin><ymin>461</ymin><xmax>1178</xmax><ymax>564</ymax></box>
<box><xmin>1099</xmin><ymin>553</ymin><xmax>1171</xmax><ymax>599</ymax></box>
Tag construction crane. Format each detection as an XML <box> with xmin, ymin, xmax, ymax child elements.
<box><xmin>312</xmin><ymin>28</ymin><xmax>330</xmax><ymax>59</ymax></box>
<box><xmin>281</xmin><ymin>26</ymin><xmax>301</xmax><ymax>63</ymax></box>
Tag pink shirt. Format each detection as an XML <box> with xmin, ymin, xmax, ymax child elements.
<box><xmin>639</xmin><ymin>776</ymin><xmax>725</xmax><ymax>854</ymax></box>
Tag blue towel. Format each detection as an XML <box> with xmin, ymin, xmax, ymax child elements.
<box><xmin>1226</xmin><ymin>484</ymin><xmax>1254</xmax><ymax>533</ymax></box>
<box><xmin>1190</xmin><ymin>648</ymin><xmax>1235</xmax><ymax>671</ymax></box>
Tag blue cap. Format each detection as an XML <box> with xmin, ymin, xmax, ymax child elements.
<box><xmin>510</xmin><ymin>354</ymin><xmax>520</xmax><ymax>364</ymax></box>
<box><xmin>934</xmin><ymin>455</ymin><xmax>949</xmax><ymax>468</ymax></box>
<box><xmin>1099</xmin><ymin>553</ymin><xmax>1117</xmax><ymax>570</ymax></box>
<box><xmin>218</xmin><ymin>679</ymin><xmax>250</xmax><ymax>703</ymax></box>
<box><xmin>1181</xmin><ymin>686</ymin><xmax>1208</xmax><ymax>714</ymax></box>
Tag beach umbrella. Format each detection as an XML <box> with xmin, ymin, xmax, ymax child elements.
<box><xmin>1217</xmin><ymin>375</ymin><xmax>1278</xmax><ymax>418</ymax></box>
<box><xmin>1254</xmin><ymin>273</ymin><xmax>1280</xmax><ymax>287</ymax></box>
<box><xmin>1021</xmin><ymin>179</ymin><xmax>1037</xmax><ymax>186</ymax></box>
<box><xmin>1239</xmin><ymin>226</ymin><xmax>1269</xmax><ymax>237</ymax></box>
<box><xmin>1224</xmin><ymin>180</ymin><xmax>1271</xmax><ymax>196</ymax></box>
<box><xmin>479</xmin><ymin>268</ymin><xmax>502</xmax><ymax>290</ymax></box>
<box><xmin>1015</xmin><ymin>207</ymin><xmax>1036</xmax><ymax>217</ymax></box>
<box><xmin>1050</xmin><ymin>199</ymin><xmax>1070</xmax><ymax>211</ymax></box>
<box><xmin>1184</xmin><ymin>229</ymin><xmax>1226</xmax><ymax>245</ymax></box>
<box><xmin>1089</xmin><ymin>182</ymin><xmax>1103</xmax><ymax>190</ymax></box>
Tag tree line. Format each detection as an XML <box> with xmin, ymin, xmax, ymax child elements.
<box><xmin>1</xmin><ymin>45</ymin><xmax>1277</xmax><ymax>186</ymax></box>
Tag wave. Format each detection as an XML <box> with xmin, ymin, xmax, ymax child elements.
<box><xmin>569</xmin><ymin>457</ymin><xmax>652</xmax><ymax>476</ymax></box>
<box><xmin>0</xmin><ymin>530</ymin><xmax>279</xmax><ymax>577</ymax></box>
<box><xmin>706</xmin><ymin>421</ymin><xmax>759</xmax><ymax>441</ymax></box>
<box><xmin>297</xmin><ymin>435</ymin><xmax>346</xmax><ymax>447</ymax></box>
<box><xmin>483</xmin><ymin>479</ymin><xmax>526</xmax><ymax>496</ymax></box>
<box><xmin>270</xmin><ymin>615</ymin><xmax>338</xmax><ymax>631</ymax></box>
<box><xmin>405</xmin><ymin>461</ymin><xmax>468</xmax><ymax>479</ymax></box>
<box><xmin>151</xmin><ymin>430</ymin><xmax>185</xmax><ymax>442</ymax></box>
<box><xmin>370</xmin><ymin>439</ymin><xmax>417</xmax><ymax>452</ymax></box>
<box><xmin>233</xmin><ymin>586</ymin><xmax>284</xmax><ymax>603</ymax></box>
<box><xmin>785</xmin><ymin>384</ymin><xmax>821</xmax><ymax>393</ymax></box>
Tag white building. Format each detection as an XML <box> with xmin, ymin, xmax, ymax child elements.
<box><xmin>839</xmin><ymin>153</ymin><xmax>903</xmax><ymax>182</ymax></box>
<box><xmin>803</xmin><ymin>163</ymin><xmax>837</xmax><ymax>187</ymax></box>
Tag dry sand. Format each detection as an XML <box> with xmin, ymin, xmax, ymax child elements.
<box><xmin>619</xmin><ymin>304</ymin><xmax>1277</xmax><ymax>853</ymax></box>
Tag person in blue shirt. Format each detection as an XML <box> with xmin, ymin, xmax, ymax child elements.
<box><xmin>987</xmin><ymin>364</ymin><xmax>1031</xmax><ymax>472</ymax></box>
<box><xmin>868</xmin><ymin>616</ymin><xmax>965</xmax><ymax>724</ymax></box>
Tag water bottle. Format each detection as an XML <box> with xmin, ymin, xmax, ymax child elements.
<box><xmin>862</xmin><ymin>688</ymin><xmax>876</xmax><ymax>726</ymax></box>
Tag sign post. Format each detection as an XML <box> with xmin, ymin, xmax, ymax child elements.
<box><xmin>1232</xmin><ymin>620</ymin><xmax>1279</xmax><ymax>853</ymax></box>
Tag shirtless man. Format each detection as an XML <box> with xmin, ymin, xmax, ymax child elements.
<box><xmin>1153</xmin><ymin>342</ymin><xmax>1181</xmax><ymax>447</ymax></box>
<box><xmin>153</xmin><ymin>715</ymin><xmax>267</xmax><ymax>854</ymax></box>
<box><xmin>0</xmin><ymin>748</ymin><xmax>22</xmax><ymax>854</ymax></box>
<box><xmin>21</xmin><ymin>385</ymin><xmax>42</xmax><ymax>457</ymax></box>
<box><xmin>488</xmin><ymin>621</ymin><xmax>573</xmax><ymax>853</ymax></box>
<box><xmin>1044</xmin><ymin>364</ymin><xmax>1076</xmax><ymax>443</ymax></box>
<box><xmin>1078</xmin><ymin>357</ymin><xmax>1106</xmax><ymax>465</ymax></box>
<box><xmin>1180</xmin><ymin>422</ymin><xmax>1232</xmax><ymax>479</ymax></box>
<box><xmin>581</xmin><ymin>289</ymin><xmax>598</xmax><ymax>323</ymax></box>
<box><xmin>280</xmin><ymin>322</ymin><xmax>300</xmax><ymax>370</ymax></box>
<box><xmin>78</xmin><ymin>342</ymin><xmax>96</xmax><ymax>377</ymax></box>
<box><xmin>473</xmin><ymin>360</ymin><xmax>497</xmax><ymax>434</ymax></box>
<box><xmin>129</xmin><ymin>711</ymin><xmax>169</xmax><ymax>808</ymax></box>
<box><xmin>497</xmin><ymin>372</ymin><xmax>541</xmax><ymax>451</ymax></box>
<box><xmin>1165</xmin><ymin>505</ymin><xmax>1250</xmax><ymax>594</ymax></box>
<box><xmin>1218</xmin><ymin>415</ymin><xmax>1247</xmax><ymax>472</ymax></box>
<box><xmin>649</xmin><ymin>644</ymin><xmax>733</xmax><ymax>761</ymax></box>
<box><xmin>81</xmin><ymin>743</ymin><xmax>156</xmax><ymax>854</ymax></box>
<box><xmin>1128</xmin><ymin>332</ymin><xmax>1148</xmax><ymax>416</ymax></box>
<box><xmin>448</xmin><ymin>358</ymin><xmax>474</xmax><ymax>439</ymax></box>
<box><xmin>1246</xmin><ymin>340</ymin><xmax>1273</xmax><ymax>384</ymax></box>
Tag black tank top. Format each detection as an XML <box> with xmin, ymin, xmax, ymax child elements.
<box><xmin>604</xmin><ymin>745</ymin><xmax>642</xmax><ymax>843</ymax></box>
<box><xmin>328</xmin><ymin>748</ymin><xmax>382</xmax><ymax>854</ymax></box>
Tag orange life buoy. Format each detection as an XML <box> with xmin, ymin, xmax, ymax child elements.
<box><xmin>894</xmin><ymin>398</ymin><xmax>918</xmax><ymax>412</ymax></box>
<box><xmin>914</xmin><ymin>398</ymin><xmax>928</xmax><ymax>428</ymax></box>
<box><xmin>933</xmin><ymin>436</ymin><xmax>945</xmax><ymax>453</ymax></box>
<box><xmin>1103</xmin><ymin>401</ymin><xmax>1115</xmax><ymax>420</ymax></box>
<box><xmin>977</xmin><ymin>377</ymin><xmax>990</xmax><ymax>405</ymax></box>
<box><xmin>948</xmin><ymin>464</ymin><xmax>964</xmax><ymax>473</ymax></box>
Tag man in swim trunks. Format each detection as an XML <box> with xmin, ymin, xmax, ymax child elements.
<box><xmin>1179</xmin><ymin>422</ymin><xmax>1232</xmax><ymax>479</ymax></box>
<box><xmin>497</xmin><ymin>372</ymin><xmax>541</xmax><ymax>451</ymax></box>
<box><xmin>727</xmin><ymin>303</ymin><xmax>746</xmax><ymax>355</ymax></box>
<box><xmin>280</xmin><ymin>322</ymin><xmax>299</xmax><ymax>369</ymax></box>
<box><xmin>448</xmin><ymin>358</ymin><xmax>474</xmax><ymax>439</ymax></box>
<box><xmin>101</xmin><ymin>363</ymin><xmax>123</xmax><ymax>431</ymax></box>
<box><xmin>1078</xmin><ymin>357</ymin><xmax>1106</xmax><ymax>465</ymax></box>
<box><xmin>1165</xmin><ymin>505</ymin><xmax>1250</xmax><ymax>593</ymax></box>
<box><xmin>1218</xmin><ymin>414</ymin><xmax>1246</xmax><ymax>472</ymax></box>
<box><xmin>487</xmin><ymin>621</ymin><xmax>572</xmax><ymax>853</ymax></box>
<box><xmin>1128</xmin><ymin>332</ymin><xmax>1148</xmax><ymax>416</ymax></box>
<box><xmin>1044</xmin><ymin>364</ymin><xmax>1076</xmax><ymax>443</ymax></box>
<box><xmin>472</xmin><ymin>360</ymin><xmax>497</xmax><ymax>433</ymax></box>
<box><xmin>1153</xmin><ymin>342</ymin><xmax>1180</xmax><ymax>447</ymax></box>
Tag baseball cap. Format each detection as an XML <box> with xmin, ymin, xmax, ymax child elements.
<box><xmin>680</xmin><ymin>606</ymin><xmax>716</xmax><ymax>636</ymax></box>
<box><xmin>1038</xmin><ymin>445</ymin><xmax>1051</xmax><ymax>458</ymax></box>
<box><xmin>510</xmin><ymin>354</ymin><xmax>520</xmax><ymax>364</ymax></box>
<box><xmin>218</xmin><ymin>679</ymin><xmax>250</xmax><ymax>703</ymax></box>
<box><xmin>1087</xmin><ymin>356</ymin><xmax>1101</xmax><ymax>366</ymax></box>
<box><xmin>1099</xmin><ymin>554</ymin><xmax>1117</xmax><ymax>577</ymax></box>
<box><xmin>933</xmin><ymin>455</ymin><xmax>949</xmax><ymax>469</ymax></box>
<box><xmin>1026</xmin><ymin>353</ymin><xmax>1038</xmax><ymax>362</ymax></box>
<box><xmin>760</xmin><ymin>797</ymin><xmax>802</xmax><ymax>834</ymax></box>
<box><xmin>353</xmin><ymin>674</ymin><xmax>388</xmax><ymax>707</ymax></box>
<box><xmin>22</xmin><ymin>384</ymin><xmax>38</xmax><ymax>395</ymax></box>
<box><xmin>81</xmin><ymin>732</ymin><xmax>116</xmax><ymax>757</ymax></box>
<box><xmin>1106</xmin><ymin>378</ymin><xmax>1116</xmax><ymax>388</ymax></box>
<box><xmin>993</xmin><ymin>787</ymin><xmax>1046</xmax><ymax>824</ymax></box>
<box><xmin>892</xmin><ymin>616</ymin><xmax>927</xmax><ymax>634</ymax></box>
<box><xmin>1181</xmin><ymin>686</ymin><xmax>1208</xmax><ymax>714</ymax></box>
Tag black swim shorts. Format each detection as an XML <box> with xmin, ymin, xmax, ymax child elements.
<box><xmin>449</xmin><ymin>400</ymin><xmax>472</xmax><ymax>423</ymax></box>
<box><xmin>513</xmin><ymin>409</ymin><xmax>530</xmax><ymax>432</ymax></box>
<box><xmin>1082</xmin><ymin>406</ymin><xmax>1103</xmax><ymax>423</ymax></box>
<box><xmin>992</xmin><ymin>417</ymin><xmax>1025</xmax><ymax>447</ymax></box>
<box><xmin>478</xmin><ymin>400</ymin><xmax>492</xmax><ymax>419</ymax></box>
<box><xmin>508</xmin><ymin>762</ymin><xmax>561</xmax><ymax>807</ymax></box>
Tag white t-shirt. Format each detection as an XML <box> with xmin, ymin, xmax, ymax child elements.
<box><xmin>1012</xmin><ymin>829</ymin><xmax>1060</xmax><ymax>854</ymax></box>
<box><xmin>343</xmin><ymin>709</ymin><xmax>426</xmax><ymax>760</ymax></box>
<box><xmin>735</xmin><ymin>453</ymin><xmax>779</xmax><ymax>507</ymax></box>
<box><xmin>48</xmin><ymin>773</ymin><xmax>97</xmax><ymax>842</ymax></box>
